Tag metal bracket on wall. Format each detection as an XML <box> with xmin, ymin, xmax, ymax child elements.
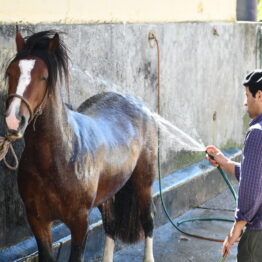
<box><xmin>147</xmin><ymin>30</ymin><xmax>160</xmax><ymax>114</ymax></box>
<box><xmin>148</xmin><ymin>30</ymin><xmax>157</xmax><ymax>48</ymax></box>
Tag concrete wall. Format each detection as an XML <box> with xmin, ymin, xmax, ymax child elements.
<box><xmin>0</xmin><ymin>0</ymin><xmax>237</xmax><ymax>24</ymax></box>
<box><xmin>0</xmin><ymin>22</ymin><xmax>259</xmax><ymax>249</ymax></box>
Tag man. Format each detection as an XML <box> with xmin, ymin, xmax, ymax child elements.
<box><xmin>206</xmin><ymin>70</ymin><xmax>262</xmax><ymax>262</ymax></box>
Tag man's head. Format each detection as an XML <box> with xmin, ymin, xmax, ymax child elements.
<box><xmin>243</xmin><ymin>70</ymin><xmax>262</xmax><ymax>119</ymax></box>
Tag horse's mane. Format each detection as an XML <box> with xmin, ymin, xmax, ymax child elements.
<box><xmin>12</xmin><ymin>30</ymin><xmax>69</xmax><ymax>91</ymax></box>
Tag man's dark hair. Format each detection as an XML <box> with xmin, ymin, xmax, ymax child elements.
<box><xmin>243</xmin><ymin>70</ymin><xmax>262</xmax><ymax>97</ymax></box>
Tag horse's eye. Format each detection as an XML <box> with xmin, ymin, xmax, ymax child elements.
<box><xmin>40</xmin><ymin>76</ymin><xmax>48</xmax><ymax>81</ymax></box>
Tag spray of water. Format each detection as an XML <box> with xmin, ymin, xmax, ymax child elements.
<box><xmin>152</xmin><ymin>113</ymin><xmax>206</xmax><ymax>152</ymax></box>
<box><xmin>73</xmin><ymin>66</ymin><xmax>206</xmax><ymax>152</ymax></box>
<box><xmin>72</xmin><ymin>66</ymin><xmax>124</xmax><ymax>93</ymax></box>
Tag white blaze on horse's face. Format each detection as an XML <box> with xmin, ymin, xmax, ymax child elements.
<box><xmin>17</xmin><ymin>60</ymin><xmax>36</xmax><ymax>95</ymax></box>
<box><xmin>5</xmin><ymin>59</ymin><xmax>36</xmax><ymax>132</ymax></box>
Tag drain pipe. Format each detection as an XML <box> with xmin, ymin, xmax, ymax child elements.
<box><xmin>237</xmin><ymin>0</ymin><xmax>257</xmax><ymax>21</ymax></box>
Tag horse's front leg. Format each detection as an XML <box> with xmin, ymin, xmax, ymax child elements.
<box><xmin>27</xmin><ymin>215</ymin><xmax>55</xmax><ymax>262</ymax></box>
<box><xmin>67</xmin><ymin>211</ymin><xmax>89</xmax><ymax>262</ymax></box>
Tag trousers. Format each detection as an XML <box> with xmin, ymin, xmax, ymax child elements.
<box><xmin>238</xmin><ymin>229</ymin><xmax>262</xmax><ymax>262</ymax></box>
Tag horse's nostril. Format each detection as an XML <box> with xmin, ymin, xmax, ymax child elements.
<box><xmin>7</xmin><ymin>129</ymin><xmax>19</xmax><ymax>137</ymax></box>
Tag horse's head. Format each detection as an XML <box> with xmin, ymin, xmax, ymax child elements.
<box><xmin>5</xmin><ymin>55</ymin><xmax>49</xmax><ymax>139</ymax></box>
<box><xmin>4</xmin><ymin>30</ymin><xmax>68</xmax><ymax>140</ymax></box>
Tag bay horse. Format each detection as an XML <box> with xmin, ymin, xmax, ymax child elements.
<box><xmin>4</xmin><ymin>30</ymin><xmax>157</xmax><ymax>262</ymax></box>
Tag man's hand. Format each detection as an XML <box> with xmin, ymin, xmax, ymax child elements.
<box><xmin>205</xmin><ymin>145</ymin><xmax>239</xmax><ymax>175</ymax></box>
<box><xmin>222</xmin><ymin>221</ymin><xmax>247</xmax><ymax>256</ymax></box>
<box><xmin>206</xmin><ymin>145</ymin><xmax>222</xmax><ymax>167</ymax></box>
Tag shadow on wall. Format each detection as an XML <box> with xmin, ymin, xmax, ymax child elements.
<box><xmin>0</xmin><ymin>91</ymin><xmax>31</xmax><ymax>250</ymax></box>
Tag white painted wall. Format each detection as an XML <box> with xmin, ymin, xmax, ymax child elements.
<box><xmin>0</xmin><ymin>0</ymin><xmax>236</xmax><ymax>24</ymax></box>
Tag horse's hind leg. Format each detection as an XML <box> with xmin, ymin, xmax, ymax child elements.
<box><xmin>27</xmin><ymin>215</ymin><xmax>55</xmax><ymax>262</ymax></box>
<box><xmin>132</xmin><ymin>152</ymin><xmax>156</xmax><ymax>262</ymax></box>
<box><xmin>98</xmin><ymin>200</ymin><xmax>116</xmax><ymax>262</ymax></box>
<box><xmin>137</xmin><ymin>185</ymin><xmax>155</xmax><ymax>262</ymax></box>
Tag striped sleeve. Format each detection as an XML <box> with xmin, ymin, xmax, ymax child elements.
<box><xmin>235</xmin><ymin>128</ymin><xmax>262</xmax><ymax>224</ymax></box>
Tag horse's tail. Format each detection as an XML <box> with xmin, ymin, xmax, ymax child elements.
<box><xmin>114</xmin><ymin>179</ymin><xmax>143</xmax><ymax>243</ymax></box>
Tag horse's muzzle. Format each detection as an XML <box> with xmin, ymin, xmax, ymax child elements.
<box><xmin>5</xmin><ymin>109</ymin><xmax>28</xmax><ymax>139</ymax></box>
<box><xmin>6</xmin><ymin>129</ymin><xmax>23</xmax><ymax>141</ymax></box>
<box><xmin>5</xmin><ymin>114</ymin><xmax>26</xmax><ymax>140</ymax></box>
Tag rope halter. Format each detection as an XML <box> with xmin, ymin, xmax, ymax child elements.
<box><xmin>0</xmin><ymin>89</ymin><xmax>49</xmax><ymax>170</ymax></box>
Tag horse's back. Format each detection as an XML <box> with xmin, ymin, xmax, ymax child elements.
<box><xmin>77</xmin><ymin>92</ymin><xmax>151</xmax><ymax>120</ymax></box>
<box><xmin>77</xmin><ymin>91</ymin><xmax>156</xmax><ymax>139</ymax></box>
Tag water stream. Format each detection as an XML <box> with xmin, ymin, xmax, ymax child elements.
<box><xmin>152</xmin><ymin>113</ymin><xmax>206</xmax><ymax>152</ymax></box>
<box><xmin>73</xmin><ymin>66</ymin><xmax>206</xmax><ymax>153</ymax></box>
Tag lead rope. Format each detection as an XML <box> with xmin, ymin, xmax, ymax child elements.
<box><xmin>0</xmin><ymin>136</ymin><xmax>19</xmax><ymax>170</ymax></box>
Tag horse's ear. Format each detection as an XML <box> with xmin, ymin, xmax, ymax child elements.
<box><xmin>16</xmin><ymin>30</ymin><xmax>25</xmax><ymax>52</ymax></box>
<box><xmin>48</xmin><ymin>33</ymin><xmax>60</xmax><ymax>53</ymax></box>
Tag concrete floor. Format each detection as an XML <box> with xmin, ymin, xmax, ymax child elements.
<box><xmin>96</xmin><ymin>187</ymin><xmax>238</xmax><ymax>262</ymax></box>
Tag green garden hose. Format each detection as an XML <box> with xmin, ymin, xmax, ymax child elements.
<box><xmin>158</xmin><ymin>151</ymin><xmax>238</xmax><ymax>260</ymax></box>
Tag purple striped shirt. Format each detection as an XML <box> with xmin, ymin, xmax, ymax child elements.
<box><xmin>234</xmin><ymin>113</ymin><xmax>262</xmax><ymax>230</ymax></box>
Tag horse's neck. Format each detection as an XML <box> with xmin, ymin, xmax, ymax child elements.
<box><xmin>24</xmin><ymin>89</ymin><xmax>72</xmax><ymax>150</ymax></box>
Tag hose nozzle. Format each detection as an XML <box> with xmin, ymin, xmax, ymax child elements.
<box><xmin>205</xmin><ymin>150</ymin><xmax>215</xmax><ymax>160</ymax></box>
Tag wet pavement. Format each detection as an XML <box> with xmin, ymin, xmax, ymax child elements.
<box><xmin>101</xmin><ymin>186</ymin><xmax>238</xmax><ymax>262</ymax></box>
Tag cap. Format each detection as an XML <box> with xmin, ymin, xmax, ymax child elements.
<box><xmin>243</xmin><ymin>70</ymin><xmax>262</xmax><ymax>89</ymax></box>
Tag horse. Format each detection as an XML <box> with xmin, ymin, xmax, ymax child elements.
<box><xmin>3</xmin><ymin>30</ymin><xmax>158</xmax><ymax>262</ymax></box>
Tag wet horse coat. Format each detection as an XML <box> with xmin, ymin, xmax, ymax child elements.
<box><xmin>4</xmin><ymin>31</ymin><xmax>157</xmax><ymax>262</ymax></box>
